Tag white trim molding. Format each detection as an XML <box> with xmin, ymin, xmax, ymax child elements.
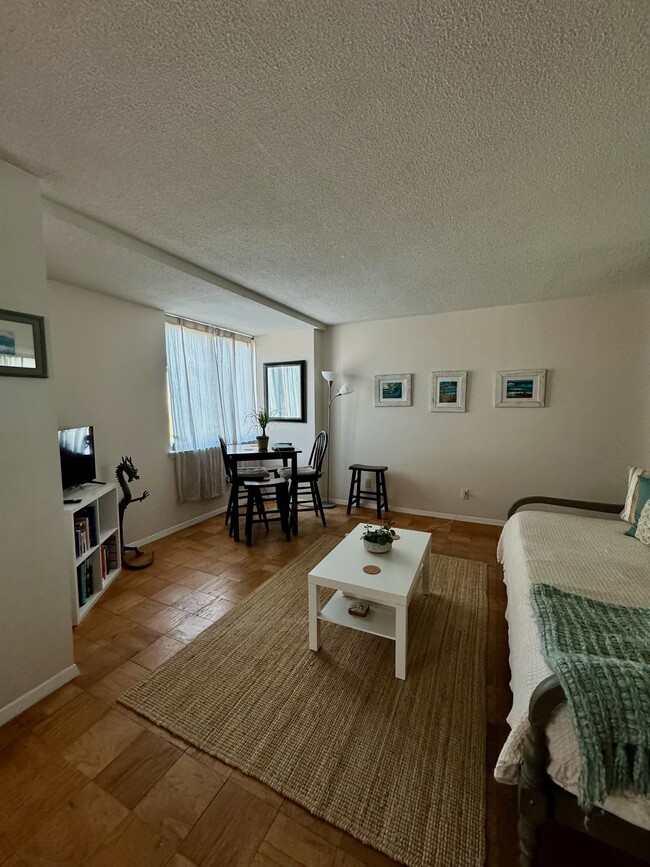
<box><xmin>128</xmin><ymin>505</ymin><xmax>228</xmax><ymax>549</ymax></box>
<box><xmin>329</xmin><ymin>499</ymin><xmax>505</xmax><ymax>526</ymax></box>
<box><xmin>0</xmin><ymin>663</ymin><xmax>80</xmax><ymax>726</ymax></box>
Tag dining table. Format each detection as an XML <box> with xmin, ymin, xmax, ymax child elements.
<box><xmin>226</xmin><ymin>443</ymin><xmax>302</xmax><ymax>543</ymax></box>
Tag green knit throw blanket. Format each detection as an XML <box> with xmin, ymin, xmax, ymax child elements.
<box><xmin>531</xmin><ymin>584</ymin><xmax>650</xmax><ymax>810</ymax></box>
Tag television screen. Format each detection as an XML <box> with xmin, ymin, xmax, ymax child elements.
<box><xmin>58</xmin><ymin>426</ymin><xmax>96</xmax><ymax>490</ymax></box>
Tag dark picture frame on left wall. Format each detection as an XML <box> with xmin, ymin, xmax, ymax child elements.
<box><xmin>0</xmin><ymin>308</ymin><xmax>48</xmax><ymax>378</ymax></box>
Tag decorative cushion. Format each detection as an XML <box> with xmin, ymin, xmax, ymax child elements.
<box><xmin>621</xmin><ymin>466</ymin><xmax>650</xmax><ymax>523</ymax></box>
<box><xmin>276</xmin><ymin>465</ymin><xmax>316</xmax><ymax>479</ymax></box>
<box><xmin>634</xmin><ymin>500</ymin><xmax>650</xmax><ymax>546</ymax></box>
<box><xmin>624</xmin><ymin>475</ymin><xmax>650</xmax><ymax>537</ymax></box>
<box><xmin>237</xmin><ymin>467</ymin><xmax>270</xmax><ymax>478</ymax></box>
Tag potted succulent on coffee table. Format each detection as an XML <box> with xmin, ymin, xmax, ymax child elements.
<box><xmin>361</xmin><ymin>521</ymin><xmax>396</xmax><ymax>554</ymax></box>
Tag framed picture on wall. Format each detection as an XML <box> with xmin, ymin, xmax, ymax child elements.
<box><xmin>0</xmin><ymin>308</ymin><xmax>47</xmax><ymax>378</ymax></box>
<box><xmin>495</xmin><ymin>369</ymin><xmax>546</xmax><ymax>407</ymax></box>
<box><xmin>430</xmin><ymin>370</ymin><xmax>467</xmax><ymax>412</ymax></box>
<box><xmin>374</xmin><ymin>373</ymin><xmax>412</xmax><ymax>407</ymax></box>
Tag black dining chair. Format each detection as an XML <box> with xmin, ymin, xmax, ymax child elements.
<box><xmin>276</xmin><ymin>430</ymin><xmax>328</xmax><ymax>526</ymax></box>
<box><xmin>219</xmin><ymin>436</ymin><xmax>270</xmax><ymax>536</ymax></box>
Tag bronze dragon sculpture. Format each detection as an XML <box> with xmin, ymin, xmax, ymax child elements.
<box><xmin>116</xmin><ymin>456</ymin><xmax>154</xmax><ymax>570</ymax></box>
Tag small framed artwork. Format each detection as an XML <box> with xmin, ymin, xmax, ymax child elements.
<box><xmin>495</xmin><ymin>369</ymin><xmax>546</xmax><ymax>407</ymax></box>
<box><xmin>0</xmin><ymin>309</ymin><xmax>47</xmax><ymax>378</ymax></box>
<box><xmin>374</xmin><ymin>373</ymin><xmax>412</xmax><ymax>407</ymax></box>
<box><xmin>430</xmin><ymin>370</ymin><xmax>467</xmax><ymax>412</ymax></box>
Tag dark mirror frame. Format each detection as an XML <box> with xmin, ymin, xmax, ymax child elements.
<box><xmin>263</xmin><ymin>360</ymin><xmax>307</xmax><ymax>423</ymax></box>
<box><xmin>0</xmin><ymin>308</ymin><xmax>48</xmax><ymax>378</ymax></box>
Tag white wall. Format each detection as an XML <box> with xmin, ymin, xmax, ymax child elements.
<box><xmin>255</xmin><ymin>329</ymin><xmax>318</xmax><ymax>458</ymax></box>
<box><xmin>325</xmin><ymin>289</ymin><xmax>650</xmax><ymax>521</ymax></box>
<box><xmin>0</xmin><ymin>163</ymin><xmax>75</xmax><ymax>722</ymax></box>
<box><xmin>48</xmin><ymin>281</ymin><xmax>227</xmax><ymax>544</ymax></box>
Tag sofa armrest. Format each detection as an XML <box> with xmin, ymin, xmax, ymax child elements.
<box><xmin>507</xmin><ymin>496</ymin><xmax>624</xmax><ymax>520</ymax></box>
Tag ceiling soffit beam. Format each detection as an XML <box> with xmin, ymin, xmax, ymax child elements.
<box><xmin>42</xmin><ymin>197</ymin><xmax>327</xmax><ymax>331</ymax></box>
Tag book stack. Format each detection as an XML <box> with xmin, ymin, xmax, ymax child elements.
<box><xmin>73</xmin><ymin>506</ymin><xmax>98</xmax><ymax>557</ymax></box>
<box><xmin>74</xmin><ymin>517</ymin><xmax>90</xmax><ymax>558</ymax></box>
<box><xmin>76</xmin><ymin>560</ymin><xmax>94</xmax><ymax>606</ymax></box>
<box><xmin>271</xmin><ymin>442</ymin><xmax>293</xmax><ymax>451</ymax></box>
<box><xmin>100</xmin><ymin>535</ymin><xmax>119</xmax><ymax>582</ymax></box>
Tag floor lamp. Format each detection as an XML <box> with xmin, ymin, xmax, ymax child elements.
<box><xmin>321</xmin><ymin>371</ymin><xmax>353</xmax><ymax>509</ymax></box>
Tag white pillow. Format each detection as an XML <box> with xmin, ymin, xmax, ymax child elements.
<box><xmin>635</xmin><ymin>500</ymin><xmax>650</xmax><ymax>546</ymax></box>
<box><xmin>621</xmin><ymin>466</ymin><xmax>650</xmax><ymax>523</ymax></box>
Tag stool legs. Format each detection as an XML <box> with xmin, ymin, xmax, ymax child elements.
<box><xmin>277</xmin><ymin>483</ymin><xmax>291</xmax><ymax>541</ymax></box>
<box><xmin>380</xmin><ymin>471</ymin><xmax>389</xmax><ymax>513</ymax></box>
<box><xmin>375</xmin><ymin>471</ymin><xmax>382</xmax><ymax>519</ymax></box>
<box><xmin>254</xmin><ymin>489</ymin><xmax>269</xmax><ymax>531</ymax></box>
<box><xmin>245</xmin><ymin>489</ymin><xmax>255</xmax><ymax>546</ymax></box>
<box><xmin>346</xmin><ymin>468</ymin><xmax>389</xmax><ymax>520</ymax></box>
<box><xmin>348</xmin><ymin>470</ymin><xmax>361</xmax><ymax>515</ymax></box>
<box><xmin>245</xmin><ymin>482</ymin><xmax>291</xmax><ymax>546</ymax></box>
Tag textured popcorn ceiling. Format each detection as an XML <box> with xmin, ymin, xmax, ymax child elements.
<box><xmin>1</xmin><ymin>1</ymin><xmax>649</xmax><ymax>328</ymax></box>
<box><xmin>44</xmin><ymin>213</ymin><xmax>304</xmax><ymax>335</ymax></box>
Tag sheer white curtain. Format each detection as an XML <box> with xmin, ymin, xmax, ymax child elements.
<box><xmin>165</xmin><ymin>317</ymin><xmax>256</xmax><ymax>503</ymax></box>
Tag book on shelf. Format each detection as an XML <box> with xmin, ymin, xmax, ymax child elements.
<box><xmin>76</xmin><ymin>559</ymin><xmax>95</xmax><ymax>606</ymax></box>
<box><xmin>74</xmin><ymin>516</ymin><xmax>90</xmax><ymax>557</ymax></box>
<box><xmin>106</xmin><ymin>534</ymin><xmax>119</xmax><ymax>570</ymax></box>
<box><xmin>76</xmin><ymin>561</ymin><xmax>86</xmax><ymax>606</ymax></box>
<box><xmin>74</xmin><ymin>505</ymin><xmax>98</xmax><ymax>548</ymax></box>
<box><xmin>100</xmin><ymin>544</ymin><xmax>108</xmax><ymax>581</ymax></box>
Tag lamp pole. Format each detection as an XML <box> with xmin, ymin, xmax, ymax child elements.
<box><xmin>321</xmin><ymin>372</ymin><xmax>352</xmax><ymax>509</ymax></box>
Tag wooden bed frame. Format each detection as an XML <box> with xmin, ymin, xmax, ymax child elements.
<box><xmin>506</xmin><ymin>496</ymin><xmax>650</xmax><ymax>866</ymax></box>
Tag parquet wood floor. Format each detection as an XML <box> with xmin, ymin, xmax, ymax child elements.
<box><xmin>0</xmin><ymin>506</ymin><xmax>645</xmax><ymax>866</ymax></box>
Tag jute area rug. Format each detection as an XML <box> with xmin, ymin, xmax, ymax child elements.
<box><xmin>121</xmin><ymin>536</ymin><xmax>487</xmax><ymax>867</ymax></box>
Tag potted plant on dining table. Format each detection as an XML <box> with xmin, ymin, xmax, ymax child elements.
<box><xmin>248</xmin><ymin>407</ymin><xmax>273</xmax><ymax>450</ymax></box>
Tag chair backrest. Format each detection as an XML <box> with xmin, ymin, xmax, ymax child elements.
<box><xmin>309</xmin><ymin>430</ymin><xmax>329</xmax><ymax>475</ymax></box>
<box><xmin>219</xmin><ymin>436</ymin><xmax>233</xmax><ymax>483</ymax></box>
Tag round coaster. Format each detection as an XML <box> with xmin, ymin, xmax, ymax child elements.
<box><xmin>363</xmin><ymin>565</ymin><xmax>381</xmax><ymax>575</ymax></box>
<box><xmin>392</xmin><ymin>534</ymin><xmax>401</xmax><ymax>540</ymax></box>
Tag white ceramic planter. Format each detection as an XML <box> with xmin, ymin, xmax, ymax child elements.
<box><xmin>363</xmin><ymin>540</ymin><xmax>392</xmax><ymax>554</ymax></box>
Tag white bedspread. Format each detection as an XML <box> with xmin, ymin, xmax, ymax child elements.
<box><xmin>495</xmin><ymin>510</ymin><xmax>650</xmax><ymax>830</ymax></box>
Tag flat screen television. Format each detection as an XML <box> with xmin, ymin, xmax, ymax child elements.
<box><xmin>58</xmin><ymin>426</ymin><xmax>96</xmax><ymax>490</ymax></box>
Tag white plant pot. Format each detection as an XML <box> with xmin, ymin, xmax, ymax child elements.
<box><xmin>363</xmin><ymin>540</ymin><xmax>392</xmax><ymax>554</ymax></box>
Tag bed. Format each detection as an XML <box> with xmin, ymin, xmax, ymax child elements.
<box><xmin>496</xmin><ymin>497</ymin><xmax>650</xmax><ymax>865</ymax></box>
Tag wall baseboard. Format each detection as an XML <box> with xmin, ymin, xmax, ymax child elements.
<box><xmin>130</xmin><ymin>505</ymin><xmax>228</xmax><ymax>548</ymax></box>
<box><xmin>329</xmin><ymin>499</ymin><xmax>505</xmax><ymax>526</ymax></box>
<box><xmin>131</xmin><ymin>501</ymin><xmax>503</xmax><ymax>550</ymax></box>
<box><xmin>0</xmin><ymin>663</ymin><xmax>80</xmax><ymax>726</ymax></box>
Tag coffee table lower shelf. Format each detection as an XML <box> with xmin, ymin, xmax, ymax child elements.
<box><xmin>318</xmin><ymin>591</ymin><xmax>395</xmax><ymax>641</ymax></box>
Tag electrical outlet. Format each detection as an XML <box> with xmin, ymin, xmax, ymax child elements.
<box><xmin>364</xmin><ymin>477</ymin><xmax>373</xmax><ymax>491</ymax></box>
<box><xmin>461</xmin><ymin>488</ymin><xmax>470</xmax><ymax>500</ymax></box>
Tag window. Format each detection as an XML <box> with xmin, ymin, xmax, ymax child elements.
<box><xmin>165</xmin><ymin>316</ymin><xmax>256</xmax><ymax>453</ymax></box>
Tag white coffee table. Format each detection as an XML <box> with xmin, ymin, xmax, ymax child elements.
<box><xmin>308</xmin><ymin>524</ymin><xmax>432</xmax><ymax>679</ymax></box>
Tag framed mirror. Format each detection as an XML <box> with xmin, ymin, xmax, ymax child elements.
<box><xmin>264</xmin><ymin>360</ymin><xmax>307</xmax><ymax>423</ymax></box>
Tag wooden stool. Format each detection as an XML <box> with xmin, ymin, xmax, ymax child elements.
<box><xmin>244</xmin><ymin>477</ymin><xmax>291</xmax><ymax>546</ymax></box>
<box><xmin>346</xmin><ymin>464</ymin><xmax>389</xmax><ymax>520</ymax></box>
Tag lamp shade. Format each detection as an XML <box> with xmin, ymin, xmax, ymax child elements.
<box><xmin>321</xmin><ymin>370</ymin><xmax>335</xmax><ymax>382</ymax></box>
<box><xmin>338</xmin><ymin>382</ymin><xmax>353</xmax><ymax>396</ymax></box>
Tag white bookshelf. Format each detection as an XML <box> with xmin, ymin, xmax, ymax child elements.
<box><xmin>63</xmin><ymin>483</ymin><xmax>121</xmax><ymax>625</ymax></box>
